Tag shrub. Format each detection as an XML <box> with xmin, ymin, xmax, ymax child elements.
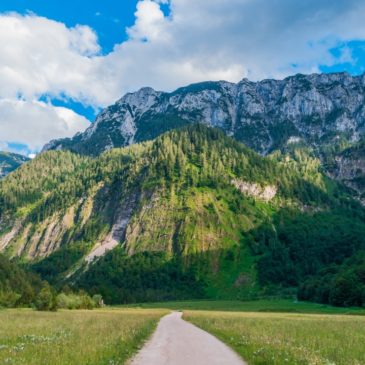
<box><xmin>56</xmin><ymin>291</ymin><xmax>104</xmax><ymax>310</ymax></box>
<box><xmin>0</xmin><ymin>291</ymin><xmax>21</xmax><ymax>308</ymax></box>
<box><xmin>34</xmin><ymin>283</ymin><xmax>57</xmax><ymax>311</ymax></box>
<box><xmin>92</xmin><ymin>294</ymin><xmax>104</xmax><ymax>308</ymax></box>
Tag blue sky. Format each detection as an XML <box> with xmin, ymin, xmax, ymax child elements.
<box><xmin>0</xmin><ymin>0</ymin><xmax>141</xmax><ymax>122</ymax></box>
<box><xmin>0</xmin><ymin>0</ymin><xmax>138</xmax><ymax>53</ymax></box>
<box><xmin>0</xmin><ymin>0</ymin><xmax>365</xmax><ymax>155</ymax></box>
<box><xmin>321</xmin><ymin>41</ymin><xmax>365</xmax><ymax>75</ymax></box>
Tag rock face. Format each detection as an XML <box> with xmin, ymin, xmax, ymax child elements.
<box><xmin>0</xmin><ymin>152</ymin><xmax>29</xmax><ymax>178</ymax></box>
<box><xmin>44</xmin><ymin>72</ymin><xmax>365</xmax><ymax>157</ymax></box>
<box><xmin>328</xmin><ymin>140</ymin><xmax>365</xmax><ymax>200</ymax></box>
<box><xmin>232</xmin><ymin>179</ymin><xmax>277</xmax><ymax>201</ymax></box>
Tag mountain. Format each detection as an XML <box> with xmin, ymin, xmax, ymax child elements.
<box><xmin>43</xmin><ymin>72</ymin><xmax>365</xmax><ymax>198</ymax></box>
<box><xmin>2</xmin><ymin>125</ymin><xmax>365</xmax><ymax>305</ymax></box>
<box><xmin>0</xmin><ymin>152</ymin><xmax>29</xmax><ymax>178</ymax></box>
<box><xmin>325</xmin><ymin>139</ymin><xmax>365</xmax><ymax>198</ymax></box>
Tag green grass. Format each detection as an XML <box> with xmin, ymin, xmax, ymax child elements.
<box><xmin>123</xmin><ymin>299</ymin><xmax>365</xmax><ymax>315</ymax></box>
<box><xmin>0</xmin><ymin>308</ymin><xmax>167</xmax><ymax>365</ymax></box>
<box><xmin>2</xmin><ymin>301</ymin><xmax>365</xmax><ymax>365</ymax></box>
<box><xmin>185</xmin><ymin>310</ymin><xmax>365</xmax><ymax>365</ymax></box>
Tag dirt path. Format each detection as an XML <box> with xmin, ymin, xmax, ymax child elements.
<box><xmin>129</xmin><ymin>312</ymin><xmax>246</xmax><ymax>365</ymax></box>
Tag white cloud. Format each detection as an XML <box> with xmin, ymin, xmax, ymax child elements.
<box><xmin>127</xmin><ymin>0</ymin><xmax>168</xmax><ymax>41</ymax></box>
<box><xmin>0</xmin><ymin>99</ymin><xmax>89</xmax><ymax>152</ymax></box>
<box><xmin>0</xmin><ymin>13</ymin><xmax>105</xmax><ymax>104</ymax></box>
<box><xmin>108</xmin><ymin>0</ymin><xmax>365</xmax><ymax>88</ymax></box>
<box><xmin>2</xmin><ymin>1</ymin><xmax>365</xmax><ymax>153</ymax></box>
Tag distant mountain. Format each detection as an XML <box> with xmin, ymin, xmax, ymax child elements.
<box><xmin>3</xmin><ymin>125</ymin><xmax>365</xmax><ymax>306</ymax></box>
<box><xmin>42</xmin><ymin>72</ymin><xmax>365</xmax><ymax>199</ymax></box>
<box><xmin>0</xmin><ymin>152</ymin><xmax>29</xmax><ymax>178</ymax></box>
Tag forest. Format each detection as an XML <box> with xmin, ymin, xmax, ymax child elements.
<box><xmin>0</xmin><ymin>125</ymin><xmax>365</xmax><ymax>307</ymax></box>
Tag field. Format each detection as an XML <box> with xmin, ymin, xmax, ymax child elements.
<box><xmin>125</xmin><ymin>299</ymin><xmax>365</xmax><ymax>315</ymax></box>
<box><xmin>1</xmin><ymin>301</ymin><xmax>365</xmax><ymax>365</ymax></box>
<box><xmin>185</xmin><ymin>310</ymin><xmax>365</xmax><ymax>365</ymax></box>
<box><xmin>0</xmin><ymin>308</ymin><xmax>166</xmax><ymax>365</ymax></box>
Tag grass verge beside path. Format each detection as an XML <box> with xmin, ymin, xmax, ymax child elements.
<box><xmin>185</xmin><ymin>310</ymin><xmax>365</xmax><ymax>365</ymax></box>
<box><xmin>0</xmin><ymin>308</ymin><xmax>167</xmax><ymax>365</ymax></box>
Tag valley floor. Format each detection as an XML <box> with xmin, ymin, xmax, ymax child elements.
<box><xmin>1</xmin><ymin>300</ymin><xmax>365</xmax><ymax>365</ymax></box>
<box><xmin>0</xmin><ymin>308</ymin><xmax>166</xmax><ymax>365</ymax></box>
<box><xmin>185</xmin><ymin>310</ymin><xmax>365</xmax><ymax>365</ymax></box>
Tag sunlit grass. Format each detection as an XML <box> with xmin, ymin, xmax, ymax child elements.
<box><xmin>124</xmin><ymin>299</ymin><xmax>365</xmax><ymax>315</ymax></box>
<box><xmin>2</xmin><ymin>302</ymin><xmax>365</xmax><ymax>365</ymax></box>
<box><xmin>0</xmin><ymin>308</ymin><xmax>166</xmax><ymax>365</ymax></box>
<box><xmin>185</xmin><ymin>310</ymin><xmax>365</xmax><ymax>365</ymax></box>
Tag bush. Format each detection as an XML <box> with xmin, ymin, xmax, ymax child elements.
<box><xmin>56</xmin><ymin>291</ymin><xmax>103</xmax><ymax>310</ymax></box>
<box><xmin>92</xmin><ymin>294</ymin><xmax>104</xmax><ymax>307</ymax></box>
<box><xmin>34</xmin><ymin>283</ymin><xmax>57</xmax><ymax>311</ymax></box>
<box><xmin>0</xmin><ymin>291</ymin><xmax>21</xmax><ymax>308</ymax></box>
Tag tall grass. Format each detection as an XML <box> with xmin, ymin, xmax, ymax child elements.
<box><xmin>185</xmin><ymin>310</ymin><xmax>365</xmax><ymax>365</ymax></box>
<box><xmin>0</xmin><ymin>308</ymin><xmax>166</xmax><ymax>365</ymax></box>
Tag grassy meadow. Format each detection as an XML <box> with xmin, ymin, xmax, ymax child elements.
<box><xmin>125</xmin><ymin>299</ymin><xmax>365</xmax><ymax>315</ymax></box>
<box><xmin>1</xmin><ymin>300</ymin><xmax>365</xmax><ymax>365</ymax></box>
<box><xmin>185</xmin><ymin>310</ymin><xmax>365</xmax><ymax>365</ymax></box>
<box><xmin>0</xmin><ymin>308</ymin><xmax>166</xmax><ymax>365</ymax></box>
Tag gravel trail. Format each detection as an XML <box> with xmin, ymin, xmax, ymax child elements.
<box><xmin>129</xmin><ymin>312</ymin><xmax>246</xmax><ymax>365</ymax></box>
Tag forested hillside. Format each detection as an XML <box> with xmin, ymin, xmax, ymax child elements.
<box><xmin>1</xmin><ymin>125</ymin><xmax>365</xmax><ymax>305</ymax></box>
<box><xmin>0</xmin><ymin>254</ymin><xmax>41</xmax><ymax>307</ymax></box>
<box><xmin>43</xmin><ymin>73</ymin><xmax>365</xmax><ymax>201</ymax></box>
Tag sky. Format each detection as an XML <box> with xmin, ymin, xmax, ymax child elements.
<box><xmin>1</xmin><ymin>0</ymin><xmax>365</xmax><ymax>156</ymax></box>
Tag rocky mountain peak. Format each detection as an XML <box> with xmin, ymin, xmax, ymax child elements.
<box><xmin>43</xmin><ymin>72</ymin><xmax>365</xmax><ymax>159</ymax></box>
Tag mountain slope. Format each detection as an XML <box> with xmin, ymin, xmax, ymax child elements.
<box><xmin>0</xmin><ymin>254</ymin><xmax>41</xmax><ymax>307</ymax></box>
<box><xmin>1</xmin><ymin>125</ymin><xmax>334</xmax><ymax>260</ymax></box>
<box><xmin>43</xmin><ymin>72</ymin><xmax>365</xmax><ymax>156</ymax></box>
<box><xmin>0</xmin><ymin>152</ymin><xmax>29</xmax><ymax>178</ymax></box>
<box><xmin>2</xmin><ymin>125</ymin><xmax>365</xmax><ymax>304</ymax></box>
<box><xmin>326</xmin><ymin>139</ymin><xmax>365</xmax><ymax>200</ymax></box>
<box><xmin>43</xmin><ymin>72</ymin><xmax>365</xmax><ymax>197</ymax></box>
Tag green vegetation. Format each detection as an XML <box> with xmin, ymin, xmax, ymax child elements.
<box><xmin>0</xmin><ymin>308</ymin><xmax>166</xmax><ymax>365</ymax></box>
<box><xmin>75</xmin><ymin>249</ymin><xmax>206</xmax><ymax>304</ymax></box>
<box><xmin>250</xmin><ymin>210</ymin><xmax>365</xmax><ymax>304</ymax></box>
<box><xmin>124</xmin><ymin>299</ymin><xmax>365</xmax><ymax>315</ymax></box>
<box><xmin>1</xmin><ymin>125</ymin><xmax>365</xmax><ymax>306</ymax></box>
<box><xmin>0</xmin><ymin>253</ymin><xmax>104</xmax><ymax>310</ymax></box>
<box><xmin>32</xmin><ymin>284</ymin><xmax>102</xmax><ymax>311</ymax></box>
<box><xmin>0</xmin><ymin>151</ymin><xmax>29</xmax><ymax>178</ymax></box>
<box><xmin>33</xmin><ymin>283</ymin><xmax>57</xmax><ymax>311</ymax></box>
<box><xmin>185</xmin><ymin>310</ymin><xmax>365</xmax><ymax>365</ymax></box>
<box><xmin>2</xmin><ymin>301</ymin><xmax>364</xmax><ymax>365</ymax></box>
<box><xmin>299</xmin><ymin>252</ymin><xmax>365</xmax><ymax>307</ymax></box>
<box><xmin>0</xmin><ymin>254</ymin><xmax>41</xmax><ymax>308</ymax></box>
<box><xmin>56</xmin><ymin>292</ymin><xmax>103</xmax><ymax>310</ymax></box>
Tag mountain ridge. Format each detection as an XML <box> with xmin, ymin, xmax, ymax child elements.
<box><xmin>43</xmin><ymin>71</ymin><xmax>364</xmax><ymax>155</ymax></box>
<box><xmin>42</xmin><ymin>71</ymin><xmax>365</xmax><ymax>199</ymax></box>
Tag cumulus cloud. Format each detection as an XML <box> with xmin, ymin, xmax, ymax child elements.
<box><xmin>107</xmin><ymin>0</ymin><xmax>365</xmax><ymax>89</ymax></box>
<box><xmin>127</xmin><ymin>0</ymin><xmax>168</xmax><ymax>41</ymax></box>
<box><xmin>0</xmin><ymin>13</ymin><xmax>104</xmax><ymax>153</ymax></box>
<box><xmin>0</xmin><ymin>13</ymin><xmax>104</xmax><ymax>103</ymax></box>
<box><xmin>0</xmin><ymin>99</ymin><xmax>89</xmax><ymax>152</ymax></box>
<box><xmin>2</xmin><ymin>0</ymin><xmax>365</xmax><ymax>153</ymax></box>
